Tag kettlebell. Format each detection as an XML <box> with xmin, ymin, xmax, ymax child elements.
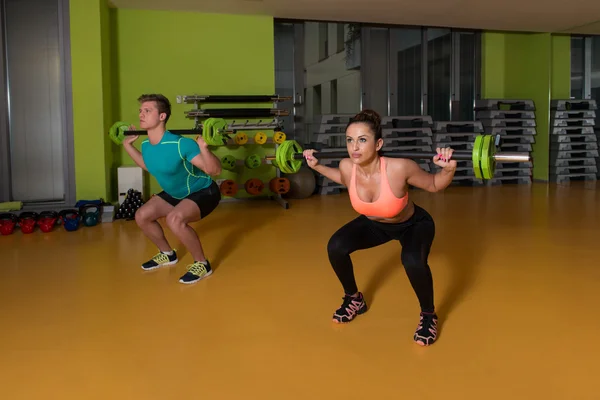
<box><xmin>18</xmin><ymin>211</ymin><xmax>38</xmax><ymax>234</ymax></box>
<box><xmin>79</xmin><ymin>204</ymin><xmax>100</xmax><ymax>227</ymax></box>
<box><xmin>59</xmin><ymin>209</ymin><xmax>81</xmax><ymax>231</ymax></box>
<box><xmin>37</xmin><ymin>211</ymin><xmax>59</xmax><ymax>233</ymax></box>
<box><xmin>0</xmin><ymin>213</ymin><xmax>18</xmax><ymax>235</ymax></box>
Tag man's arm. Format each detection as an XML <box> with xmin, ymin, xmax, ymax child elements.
<box><xmin>123</xmin><ymin>142</ymin><xmax>148</xmax><ymax>171</ymax></box>
<box><xmin>189</xmin><ymin>150</ymin><xmax>222</xmax><ymax>176</ymax></box>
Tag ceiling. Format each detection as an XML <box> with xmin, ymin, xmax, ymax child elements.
<box><xmin>110</xmin><ymin>0</ymin><xmax>600</xmax><ymax>34</ymax></box>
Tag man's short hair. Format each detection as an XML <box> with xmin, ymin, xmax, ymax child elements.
<box><xmin>138</xmin><ymin>94</ymin><xmax>171</xmax><ymax>124</ymax></box>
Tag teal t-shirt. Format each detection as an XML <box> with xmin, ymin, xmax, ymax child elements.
<box><xmin>141</xmin><ymin>131</ymin><xmax>213</xmax><ymax>199</ymax></box>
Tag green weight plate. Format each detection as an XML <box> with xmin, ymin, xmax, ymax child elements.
<box><xmin>245</xmin><ymin>154</ymin><xmax>262</xmax><ymax>169</ymax></box>
<box><xmin>480</xmin><ymin>135</ymin><xmax>495</xmax><ymax>180</ymax></box>
<box><xmin>275</xmin><ymin>140</ymin><xmax>303</xmax><ymax>174</ymax></box>
<box><xmin>472</xmin><ymin>135</ymin><xmax>484</xmax><ymax>180</ymax></box>
<box><xmin>109</xmin><ymin>121</ymin><xmax>130</xmax><ymax>145</ymax></box>
<box><xmin>221</xmin><ymin>155</ymin><xmax>237</xmax><ymax>171</ymax></box>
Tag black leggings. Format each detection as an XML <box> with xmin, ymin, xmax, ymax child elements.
<box><xmin>327</xmin><ymin>204</ymin><xmax>436</xmax><ymax>313</ymax></box>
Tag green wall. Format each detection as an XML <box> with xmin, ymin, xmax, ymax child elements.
<box><xmin>69</xmin><ymin>0</ymin><xmax>114</xmax><ymax>201</ymax></box>
<box><xmin>481</xmin><ymin>31</ymin><xmax>571</xmax><ymax>181</ymax></box>
<box><xmin>111</xmin><ymin>9</ymin><xmax>275</xmax><ymax>197</ymax></box>
<box><xmin>69</xmin><ymin>4</ymin><xmax>275</xmax><ymax>202</ymax></box>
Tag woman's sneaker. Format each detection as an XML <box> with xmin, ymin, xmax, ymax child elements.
<box><xmin>414</xmin><ymin>312</ymin><xmax>438</xmax><ymax>346</ymax></box>
<box><xmin>332</xmin><ymin>292</ymin><xmax>368</xmax><ymax>323</ymax></box>
<box><xmin>141</xmin><ymin>250</ymin><xmax>178</xmax><ymax>271</ymax></box>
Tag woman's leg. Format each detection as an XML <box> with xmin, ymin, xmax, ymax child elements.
<box><xmin>327</xmin><ymin>216</ymin><xmax>391</xmax><ymax>323</ymax></box>
<box><xmin>398</xmin><ymin>208</ymin><xmax>437</xmax><ymax>345</ymax></box>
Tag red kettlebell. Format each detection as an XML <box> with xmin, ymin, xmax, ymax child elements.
<box><xmin>37</xmin><ymin>211</ymin><xmax>59</xmax><ymax>233</ymax></box>
<box><xmin>18</xmin><ymin>211</ymin><xmax>38</xmax><ymax>234</ymax></box>
<box><xmin>0</xmin><ymin>213</ymin><xmax>18</xmax><ymax>235</ymax></box>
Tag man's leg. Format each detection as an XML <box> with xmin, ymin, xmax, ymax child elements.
<box><xmin>135</xmin><ymin>194</ymin><xmax>176</xmax><ymax>270</ymax></box>
<box><xmin>165</xmin><ymin>199</ymin><xmax>204</xmax><ymax>261</ymax></box>
<box><xmin>165</xmin><ymin>199</ymin><xmax>213</xmax><ymax>284</ymax></box>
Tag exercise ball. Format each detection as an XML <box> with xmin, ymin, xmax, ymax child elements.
<box><xmin>283</xmin><ymin>166</ymin><xmax>316</xmax><ymax>199</ymax></box>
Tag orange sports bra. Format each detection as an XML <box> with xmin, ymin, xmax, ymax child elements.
<box><xmin>348</xmin><ymin>157</ymin><xmax>409</xmax><ymax>218</ymax></box>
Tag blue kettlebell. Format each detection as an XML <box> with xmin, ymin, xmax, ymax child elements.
<box><xmin>79</xmin><ymin>204</ymin><xmax>100</xmax><ymax>227</ymax></box>
<box><xmin>59</xmin><ymin>209</ymin><xmax>81</xmax><ymax>231</ymax></box>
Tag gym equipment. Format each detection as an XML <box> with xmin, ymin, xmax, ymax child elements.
<box><xmin>269</xmin><ymin>177</ymin><xmax>291</xmax><ymax>194</ymax></box>
<box><xmin>285</xmin><ymin>167</ymin><xmax>317</xmax><ymax>199</ymax></box>
<box><xmin>234</xmin><ymin>132</ymin><xmax>248</xmax><ymax>145</ymax></box>
<box><xmin>80</xmin><ymin>205</ymin><xmax>100</xmax><ymax>227</ymax></box>
<box><xmin>182</xmin><ymin>94</ymin><xmax>292</xmax><ymax>103</ymax></box>
<box><xmin>109</xmin><ymin>119</ymin><xmax>285</xmax><ymax>147</ymax></box>
<box><xmin>254</xmin><ymin>132</ymin><xmax>267</xmax><ymax>144</ymax></box>
<box><xmin>219</xmin><ymin>180</ymin><xmax>238</xmax><ymax>196</ymax></box>
<box><xmin>221</xmin><ymin>155</ymin><xmax>237</xmax><ymax>171</ymax></box>
<box><xmin>184</xmin><ymin>108</ymin><xmax>289</xmax><ymax>119</ymax></box>
<box><xmin>115</xmin><ymin>189</ymin><xmax>144</xmax><ymax>220</ymax></box>
<box><xmin>59</xmin><ymin>209</ymin><xmax>81</xmax><ymax>231</ymax></box>
<box><xmin>37</xmin><ymin>211</ymin><xmax>59</xmax><ymax>233</ymax></box>
<box><xmin>0</xmin><ymin>213</ymin><xmax>17</xmax><ymax>235</ymax></box>
<box><xmin>19</xmin><ymin>212</ymin><xmax>38</xmax><ymax>234</ymax></box>
<box><xmin>273</xmin><ymin>131</ymin><xmax>286</xmax><ymax>144</ymax></box>
<box><xmin>266</xmin><ymin>135</ymin><xmax>531</xmax><ymax>180</ymax></box>
<box><xmin>244</xmin><ymin>179</ymin><xmax>264</xmax><ymax>195</ymax></box>
<box><xmin>245</xmin><ymin>154</ymin><xmax>262</xmax><ymax>169</ymax></box>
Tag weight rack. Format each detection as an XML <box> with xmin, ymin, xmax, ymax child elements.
<box><xmin>475</xmin><ymin>99</ymin><xmax>536</xmax><ymax>185</ymax></box>
<box><xmin>549</xmin><ymin>99</ymin><xmax>598</xmax><ymax>184</ymax></box>
<box><xmin>432</xmin><ymin>120</ymin><xmax>485</xmax><ymax>186</ymax></box>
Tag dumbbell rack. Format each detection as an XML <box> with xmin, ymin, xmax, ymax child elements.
<box><xmin>475</xmin><ymin>99</ymin><xmax>536</xmax><ymax>185</ymax></box>
<box><xmin>309</xmin><ymin>114</ymin><xmax>435</xmax><ymax>195</ymax></box>
<box><xmin>549</xmin><ymin>99</ymin><xmax>598</xmax><ymax>184</ymax></box>
<box><xmin>431</xmin><ymin>121</ymin><xmax>485</xmax><ymax>186</ymax></box>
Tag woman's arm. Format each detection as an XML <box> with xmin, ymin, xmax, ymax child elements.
<box><xmin>303</xmin><ymin>149</ymin><xmax>346</xmax><ymax>186</ymax></box>
<box><xmin>404</xmin><ymin>147</ymin><xmax>457</xmax><ymax>192</ymax></box>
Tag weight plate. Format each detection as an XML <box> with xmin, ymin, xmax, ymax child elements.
<box><xmin>221</xmin><ymin>155</ymin><xmax>237</xmax><ymax>171</ymax></box>
<box><xmin>276</xmin><ymin>140</ymin><xmax>303</xmax><ymax>174</ymax></box>
<box><xmin>481</xmin><ymin>135</ymin><xmax>494</xmax><ymax>180</ymax></box>
<box><xmin>472</xmin><ymin>135</ymin><xmax>484</xmax><ymax>179</ymax></box>
<box><xmin>273</xmin><ymin>131</ymin><xmax>286</xmax><ymax>144</ymax></box>
<box><xmin>254</xmin><ymin>132</ymin><xmax>267</xmax><ymax>144</ymax></box>
<box><xmin>234</xmin><ymin>132</ymin><xmax>248</xmax><ymax>145</ymax></box>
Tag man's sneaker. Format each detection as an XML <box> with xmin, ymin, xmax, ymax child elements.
<box><xmin>179</xmin><ymin>260</ymin><xmax>213</xmax><ymax>284</ymax></box>
<box><xmin>332</xmin><ymin>292</ymin><xmax>368</xmax><ymax>323</ymax></box>
<box><xmin>141</xmin><ymin>250</ymin><xmax>178</xmax><ymax>271</ymax></box>
<box><xmin>414</xmin><ymin>312</ymin><xmax>438</xmax><ymax>346</ymax></box>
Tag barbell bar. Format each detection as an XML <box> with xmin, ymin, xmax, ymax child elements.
<box><xmin>109</xmin><ymin>118</ymin><xmax>286</xmax><ymax>146</ymax></box>
<box><xmin>264</xmin><ymin>135</ymin><xmax>531</xmax><ymax>180</ymax></box>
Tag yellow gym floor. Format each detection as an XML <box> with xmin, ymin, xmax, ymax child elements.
<box><xmin>1</xmin><ymin>182</ymin><xmax>599</xmax><ymax>399</ymax></box>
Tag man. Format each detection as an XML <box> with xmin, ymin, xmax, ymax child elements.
<box><xmin>123</xmin><ymin>94</ymin><xmax>222</xmax><ymax>284</ymax></box>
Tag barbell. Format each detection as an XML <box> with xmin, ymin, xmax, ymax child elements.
<box><xmin>264</xmin><ymin>135</ymin><xmax>531</xmax><ymax>180</ymax></box>
<box><xmin>109</xmin><ymin>119</ymin><xmax>286</xmax><ymax>146</ymax></box>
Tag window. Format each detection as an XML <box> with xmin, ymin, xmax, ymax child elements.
<box><xmin>363</xmin><ymin>25</ymin><xmax>481</xmax><ymax>121</ymax></box>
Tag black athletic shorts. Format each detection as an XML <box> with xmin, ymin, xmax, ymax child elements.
<box><xmin>156</xmin><ymin>180</ymin><xmax>221</xmax><ymax>219</ymax></box>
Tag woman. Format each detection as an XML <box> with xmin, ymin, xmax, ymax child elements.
<box><xmin>303</xmin><ymin>109</ymin><xmax>456</xmax><ymax>346</ymax></box>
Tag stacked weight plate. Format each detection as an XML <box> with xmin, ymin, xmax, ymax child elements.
<box><xmin>475</xmin><ymin>99</ymin><xmax>535</xmax><ymax>185</ymax></box>
<box><xmin>380</xmin><ymin>115</ymin><xmax>434</xmax><ymax>175</ymax></box>
<box><xmin>549</xmin><ymin>99</ymin><xmax>598</xmax><ymax>184</ymax></box>
<box><xmin>432</xmin><ymin>120</ymin><xmax>485</xmax><ymax>186</ymax></box>
<box><xmin>310</xmin><ymin>114</ymin><xmax>353</xmax><ymax>195</ymax></box>
<box><xmin>310</xmin><ymin>114</ymin><xmax>435</xmax><ymax>195</ymax></box>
